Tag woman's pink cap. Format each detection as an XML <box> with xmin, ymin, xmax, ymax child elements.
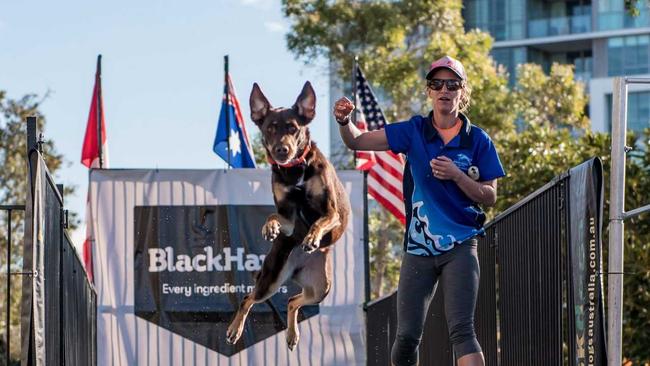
<box><xmin>426</xmin><ymin>56</ymin><xmax>466</xmax><ymax>80</ymax></box>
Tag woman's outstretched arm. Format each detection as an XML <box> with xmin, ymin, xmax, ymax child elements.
<box><xmin>334</xmin><ymin>97</ymin><xmax>390</xmax><ymax>151</ymax></box>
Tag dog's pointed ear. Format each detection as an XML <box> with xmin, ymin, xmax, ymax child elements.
<box><xmin>293</xmin><ymin>81</ymin><xmax>316</xmax><ymax>124</ymax></box>
<box><xmin>250</xmin><ymin>83</ymin><xmax>271</xmax><ymax>125</ymax></box>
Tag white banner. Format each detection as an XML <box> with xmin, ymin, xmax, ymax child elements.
<box><xmin>90</xmin><ymin>169</ymin><xmax>366</xmax><ymax>365</ymax></box>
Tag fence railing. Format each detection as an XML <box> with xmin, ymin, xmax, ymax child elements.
<box><xmin>19</xmin><ymin>116</ymin><xmax>97</xmax><ymax>365</ymax></box>
<box><xmin>365</xmin><ymin>158</ymin><xmax>606</xmax><ymax>365</ymax></box>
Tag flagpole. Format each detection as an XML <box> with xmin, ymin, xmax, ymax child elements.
<box><xmin>96</xmin><ymin>54</ymin><xmax>103</xmax><ymax>169</ymax></box>
<box><xmin>224</xmin><ymin>55</ymin><xmax>231</xmax><ymax>169</ymax></box>
<box><xmin>354</xmin><ymin>56</ymin><xmax>371</xmax><ymax>303</ymax></box>
<box><xmin>352</xmin><ymin>56</ymin><xmax>358</xmax><ymax>168</ymax></box>
<box><xmin>363</xmin><ymin>172</ymin><xmax>370</xmax><ymax>305</ymax></box>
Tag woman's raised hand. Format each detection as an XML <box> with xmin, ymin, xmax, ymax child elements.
<box><xmin>333</xmin><ymin>97</ymin><xmax>355</xmax><ymax>123</ymax></box>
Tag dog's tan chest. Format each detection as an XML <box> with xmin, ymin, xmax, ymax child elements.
<box><xmin>272</xmin><ymin>182</ymin><xmax>292</xmax><ymax>202</ymax></box>
<box><xmin>304</xmin><ymin>175</ymin><xmax>328</xmax><ymax>205</ymax></box>
<box><xmin>305</xmin><ymin>175</ymin><xmax>325</xmax><ymax>195</ymax></box>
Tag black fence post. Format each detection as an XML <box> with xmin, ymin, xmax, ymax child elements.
<box><xmin>23</xmin><ymin>115</ymin><xmax>37</xmax><ymax>366</ymax></box>
<box><xmin>58</xmin><ymin>183</ymin><xmax>65</xmax><ymax>366</ymax></box>
<box><xmin>56</xmin><ymin>185</ymin><xmax>64</xmax><ymax>202</ymax></box>
<box><xmin>27</xmin><ymin>116</ymin><xmax>37</xmax><ymax>155</ymax></box>
<box><xmin>6</xmin><ymin>209</ymin><xmax>11</xmax><ymax>366</ymax></box>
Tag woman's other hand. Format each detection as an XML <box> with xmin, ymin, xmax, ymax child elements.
<box><xmin>430</xmin><ymin>156</ymin><xmax>463</xmax><ymax>181</ymax></box>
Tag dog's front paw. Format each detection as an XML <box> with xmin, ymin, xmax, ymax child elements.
<box><xmin>262</xmin><ymin>218</ymin><xmax>281</xmax><ymax>242</ymax></box>
<box><xmin>286</xmin><ymin>327</ymin><xmax>300</xmax><ymax>351</ymax></box>
<box><xmin>226</xmin><ymin>321</ymin><xmax>244</xmax><ymax>345</ymax></box>
<box><xmin>301</xmin><ymin>231</ymin><xmax>321</xmax><ymax>253</ymax></box>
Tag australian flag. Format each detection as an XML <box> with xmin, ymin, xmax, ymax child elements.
<box><xmin>213</xmin><ymin>74</ymin><xmax>256</xmax><ymax>168</ymax></box>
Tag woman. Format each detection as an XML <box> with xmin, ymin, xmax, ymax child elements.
<box><xmin>333</xmin><ymin>56</ymin><xmax>505</xmax><ymax>366</ymax></box>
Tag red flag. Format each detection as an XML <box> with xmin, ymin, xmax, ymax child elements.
<box><xmin>81</xmin><ymin>57</ymin><xmax>108</xmax><ymax>169</ymax></box>
<box><xmin>354</xmin><ymin>66</ymin><xmax>406</xmax><ymax>224</ymax></box>
<box><xmin>81</xmin><ymin>55</ymin><xmax>108</xmax><ymax>282</ymax></box>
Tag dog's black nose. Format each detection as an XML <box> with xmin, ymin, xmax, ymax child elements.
<box><xmin>275</xmin><ymin>146</ymin><xmax>289</xmax><ymax>155</ymax></box>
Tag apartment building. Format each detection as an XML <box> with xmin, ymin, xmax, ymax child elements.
<box><xmin>464</xmin><ymin>0</ymin><xmax>650</xmax><ymax>132</ymax></box>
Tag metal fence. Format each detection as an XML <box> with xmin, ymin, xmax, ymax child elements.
<box><xmin>18</xmin><ymin>116</ymin><xmax>97</xmax><ymax>365</ymax></box>
<box><xmin>366</xmin><ymin>158</ymin><xmax>606</xmax><ymax>365</ymax></box>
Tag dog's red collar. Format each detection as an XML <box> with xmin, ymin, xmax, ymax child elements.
<box><xmin>267</xmin><ymin>143</ymin><xmax>312</xmax><ymax>168</ymax></box>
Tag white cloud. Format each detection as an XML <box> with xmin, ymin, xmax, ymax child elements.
<box><xmin>264</xmin><ymin>21</ymin><xmax>285</xmax><ymax>33</ymax></box>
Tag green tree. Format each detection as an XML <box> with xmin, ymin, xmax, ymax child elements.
<box><xmin>250</xmin><ymin>132</ymin><xmax>270</xmax><ymax>168</ymax></box>
<box><xmin>512</xmin><ymin>63</ymin><xmax>589</xmax><ymax>129</ymax></box>
<box><xmin>0</xmin><ymin>90</ymin><xmax>72</xmax><ymax>363</ymax></box>
<box><xmin>624</xmin><ymin>0</ymin><xmax>647</xmax><ymax>16</ymax></box>
<box><xmin>494</xmin><ymin>63</ymin><xmax>595</xmax><ymax>214</ymax></box>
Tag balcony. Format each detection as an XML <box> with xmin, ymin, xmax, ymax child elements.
<box><xmin>598</xmin><ymin>9</ymin><xmax>650</xmax><ymax>31</ymax></box>
<box><xmin>528</xmin><ymin>14</ymin><xmax>592</xmax><ymax>38</ymax></box>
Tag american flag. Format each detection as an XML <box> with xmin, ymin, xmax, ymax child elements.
<box><xmin>355</xmin><ymin>66</ymin><xmax>406</xmax><ymax>224</ymax></box>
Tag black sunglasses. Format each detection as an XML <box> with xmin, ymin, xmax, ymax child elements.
<box><xmin>427</xmin><ymin>78</ymin><xmax>464</xmax><ymax>91</ymax></box>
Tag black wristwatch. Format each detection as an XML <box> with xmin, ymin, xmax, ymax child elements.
<box><xmin>336</xmin><ymin>115</ymin><xmax>351</xmax><ymax>126</ymax></box>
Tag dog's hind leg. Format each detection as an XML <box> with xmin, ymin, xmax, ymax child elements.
<box><xmin>286</xmin><ymin>250</ymin><xmax>332</xmax><ymax>350</ymax></box>
<box><xmin>226</xmin><ymin>236</ymin><xmax>297</xmax><ymax>345</ymax></box>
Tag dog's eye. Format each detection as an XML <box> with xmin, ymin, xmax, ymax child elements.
<box><xmin>288</xmin><ymin>125</ymin><xmax>297</xmax><ymax>133</ymax></box>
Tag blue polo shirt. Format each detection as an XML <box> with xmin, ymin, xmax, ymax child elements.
<box><xmin>385</xmin><ymin>112</ymin><xmax>505</xmax><ymax>256</ymax></box>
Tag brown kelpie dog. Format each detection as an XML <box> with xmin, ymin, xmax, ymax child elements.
<box><xmin>225</xmin><ymin>81</ymin><xmax>350</xmax><ymax>350</ymax></box>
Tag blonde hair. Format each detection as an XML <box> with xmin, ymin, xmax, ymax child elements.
<box><xmin>459</xmin><ymin>81</ymin><xmax>472</xmax><ymax>113</ymax></box>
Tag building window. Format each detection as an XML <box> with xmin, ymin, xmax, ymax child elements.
<box><xmin>527</xmin><ymin>1</ymin><xmax>592</xmax><ymax>38</ymax></box>
<box><xmin>492</xmin><ymin>47</ymin><xmax>527</xmax><ymax>85</ymax></box>
<box><xmin>606</xmin><ymin>91</ymin><xmax>650</xmax><ymax>132</ymax></box>
<box><xmin>568</xmin><ymin>51</ymin><xmax>593</xmax><ymax>81</ymax></box>
<box><xmin>464</xmin><ymin>0</ymin><xmax>525</xmax><ymax>41</ymax></box>
<box><xmin>608</xmin><ymin>35</ymin><xmax>650</xmax><ymax>76</ymax></box>
<box><xmin>598</xmin><ymin>0</ymin><xmax>650</xmax><ymax>31</ymax></box>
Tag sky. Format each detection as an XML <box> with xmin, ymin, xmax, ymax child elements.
<box><xmin>1</xmin><ymin>0</ymin><xmax>333</xmax><ymax>248</ymax></box>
